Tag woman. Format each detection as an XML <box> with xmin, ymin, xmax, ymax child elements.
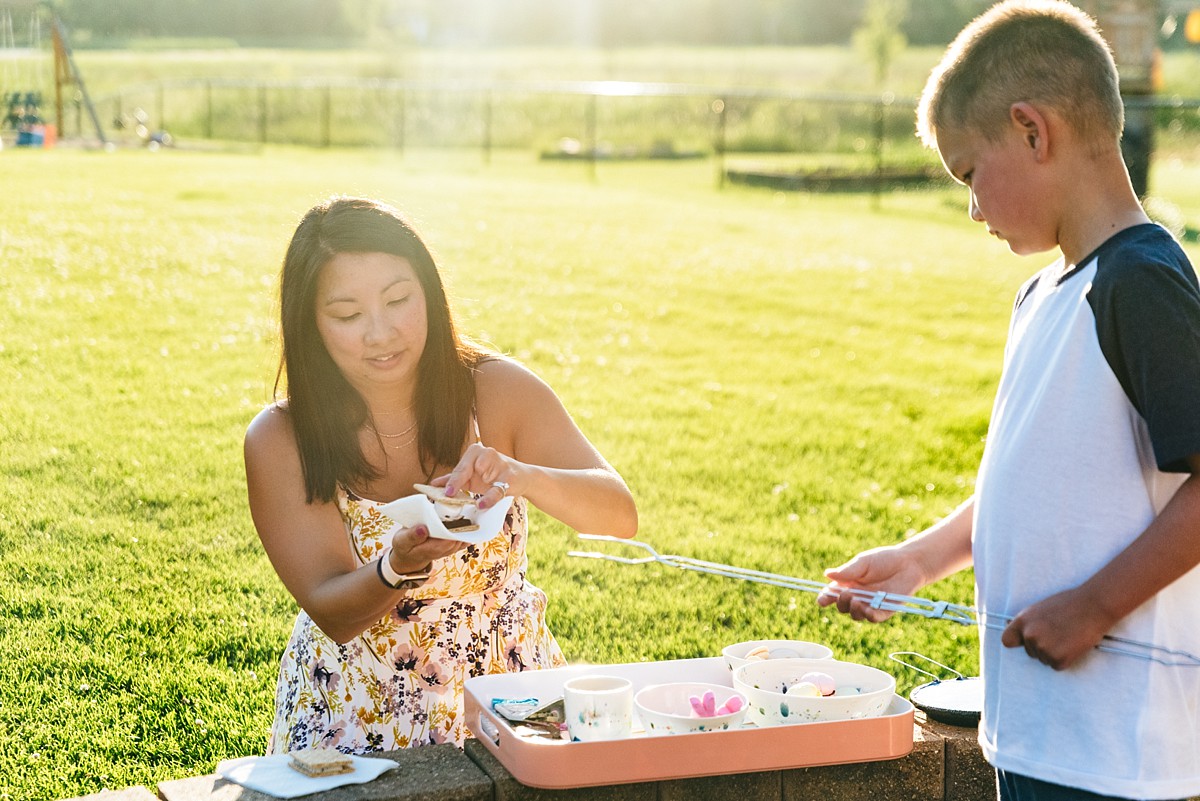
<box><xmin>245</xmin><ymin>196</ymin><xmax>638</xmax><ymax>752</ymax></box>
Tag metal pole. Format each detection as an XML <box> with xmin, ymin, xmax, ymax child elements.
<box><xmin>50</xmin><ymin>15</ymin><xmax>105</xmax><ymax>145</ymax></box>
<box><xmin>482</xmin><ymin>89</ymin><xmax>492</xmax><ymax>166</ymax></box>
<box><xmin>872</xmin><ymin>97</ymin><xmax>885</xmax><ymax>209</ymax></box>
<box><xmin>321</xmin><ymin>84</ymin><xmax>331</xmax><ymax>148</ymax></box>
<box><xmin>713</xmin><ymin>97</ymin><xmax>727</xmax><ymax>190</ymax></box>
<box><xmin>587</xmin><ymin>93</ymin><xmax>598</xmax><ymax>183</ymax></box>
<box><xmin>259</xmin><ymin>84</ymin><xmax>268</xmax><ymax>144</ymax></box>
<box><xmin>205</xmin><ymin>81</ymin><xmax>213</xmax><ymax>140</ymax></box>
<box><xmin>395</xmin><ymin>87</ymin><xmax>406</xmax><ymax>155</ymax></box>
<box><xmin>156</xmin><ymin>82</ymin><xmax>164</xmax><ymax>134</ymax></box>
<box><xmin>52</xmin><ymin>21</ymin><xmax>65</xmax><ymax>135</ymax></box>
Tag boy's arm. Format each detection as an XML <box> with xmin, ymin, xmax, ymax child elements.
<box><xmin>1002</xmin><ymin>454</ymin><xmax>1200</xmax><ymax>670</ymax></box>
<box><xmin>818</xmin><ymin>497</ymin><xmax>975</xmax><ymax>622</ymax></box>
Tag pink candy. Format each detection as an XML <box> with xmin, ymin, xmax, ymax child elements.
<box><xmin>717</xmin><ymin>695</ymin><xmax>744</xmax><ymax>714</ymax></box>
<box><xmin>689</xmin><ymin>690</ymin><xmax>715</xmax><ymax>716</ymax></box>
<box><xmin>688</xmin><ymin>690</ymin><xmax>745</xmax><ymax>717</ymax></box>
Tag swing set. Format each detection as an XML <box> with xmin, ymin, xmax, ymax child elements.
<box><xmin>1</xmin><ymin>0</ymin><xmax>104</xmax><ymax>147</ymax></box>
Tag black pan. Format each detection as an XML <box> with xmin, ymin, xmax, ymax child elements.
<box><xmin>909</xmin><ymin>676</ymin><xmax>983</xmax><ymax>727</ymax></box>
<box><xmin>890</xmin><ymin>651</ymin><xmax>982</xmax><ymax>727</ymax></box>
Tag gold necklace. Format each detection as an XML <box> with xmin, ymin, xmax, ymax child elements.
<box><xmin>366</xmin><ymin>420</ymin><xmax>417</xmax><ymax>439</ymax></box>
<box><xmin>366</xmin><ymin>419</ymin><xmax>419</xmax><ymax>450</ymax></box>
<box><xmin>378</xmin><ymin>430</ymin><xmax>418</xmax><ymax>450</ymax></box>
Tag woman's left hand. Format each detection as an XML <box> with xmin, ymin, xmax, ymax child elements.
<box><xmin>435</xmin><ymin>443</ymin><xmax>524</xmax><ymax>511</ymax></box>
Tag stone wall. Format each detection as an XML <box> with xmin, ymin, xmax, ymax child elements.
<box><xmin>67</xmin><ymin>713</ymin><xmax>1001</xmax><ymax>801</ymax></box>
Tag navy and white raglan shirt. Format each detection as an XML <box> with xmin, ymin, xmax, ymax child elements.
<box><xmin>972</xmin><ymin>224</ymin><xmax>1200</xmax><ymax>798</ymax></box>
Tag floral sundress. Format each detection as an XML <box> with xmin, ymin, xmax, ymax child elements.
<box><xmin>267</xmin><ymin>487</ymin><xmax>565</xmax><ymax>752</ymax></box>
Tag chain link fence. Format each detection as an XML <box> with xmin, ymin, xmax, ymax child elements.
<box><xmin>41</xmin><ymin>77</ymin><xmax>1200</xmax><ymax>199</ymax></box>
<box><xmin>93</xmin><ymin>77</ymin><xmax>937</xmax><ymax>169</ymax></box>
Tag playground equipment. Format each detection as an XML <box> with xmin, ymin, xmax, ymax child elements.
<box><xmin>1</xmin><ymin>0</ymin><xmax>105</xmax><ymax>146</ymax></box>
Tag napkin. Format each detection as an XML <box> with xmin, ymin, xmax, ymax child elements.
<box><xmin>216</xmin><ymin>754</ymin><xmax>397</xmax><ymax>798</ymax></box>
<box><xmin>378</xmin><ymin>492</ymin><xmax>513</xmax><ymax>545</ymax></box>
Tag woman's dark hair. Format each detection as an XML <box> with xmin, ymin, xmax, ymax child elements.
<box><xmin>275</xmin><ymin>196</ymin><xmax>488</xmax><ymax>503</ymax></box>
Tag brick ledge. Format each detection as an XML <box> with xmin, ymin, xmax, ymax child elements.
<box><xmin>68</xmin><ymin>714</ymin><xmax>998</xmax><ymax>801</ymax></box>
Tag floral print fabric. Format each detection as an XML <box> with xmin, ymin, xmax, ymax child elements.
<box><xmin>267</xmin><ymin>489</ymin><xmax>565</xmax><ymax>753</ymax></box>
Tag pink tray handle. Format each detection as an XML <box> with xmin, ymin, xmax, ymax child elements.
<box><xmin>466</xmin><ymin>694</ymin><xmax>501</xmax><ymax>748</ymax></box>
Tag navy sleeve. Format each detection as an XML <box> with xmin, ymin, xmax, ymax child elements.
<box><xmin>1088</xmin><ymin>226</ymin><xmax>1200</xmax><ymax>473</ymax></box>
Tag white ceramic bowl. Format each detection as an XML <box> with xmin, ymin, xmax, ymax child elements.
<box><xmin>732</xmin><ymin>658</ymin><xmax>895</xmax><ymax>726</ymax></box>
<box><xmin>634</xmin><ymin>682</ymin><xmax>748</xmax><ymax>735</ymax></box>
<box><xmin>721</xmin><ymin>639</ymin><xmax>834</xmax><ymax>672</ymax></box>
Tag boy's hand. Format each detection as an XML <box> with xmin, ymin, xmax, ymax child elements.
<box><xmin>1000</xmin><ymin>587</ymin><xmax>1114</xmax><ymax>670</ymax></box>
<box><xmin>818</xmin><ymin>545</ymin><xmax>927</xmax><ymax>623</ymax></box>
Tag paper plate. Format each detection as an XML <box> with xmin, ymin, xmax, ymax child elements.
<box><xmin>378</xmin><ymin>492</ymin><xmax>513</xmax><ymax>545</ymax></box>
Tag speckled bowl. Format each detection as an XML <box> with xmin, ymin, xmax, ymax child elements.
<box><xmin>732</xmin><ymin>658</ymin><xmax>895</xmax><ymax>726</ymax></box>
<box><xmin>634</xmin><ymin>682</ymin><xmax>748</xmax><ymax>735</ymax></box>
<box><xmin>721</xmin><ymin>639</ymin><xmax>834</xmax><ymax>672</ymax></box>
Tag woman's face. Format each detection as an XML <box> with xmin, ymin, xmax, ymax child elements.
<box><xmin>314</xmin><ymin>251</ymin><xmax>428</xmax><ymax>397</ymax></box>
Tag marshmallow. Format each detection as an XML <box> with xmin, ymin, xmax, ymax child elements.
<box><xmin>799</xmin><ymin>671</ymin><xmax>837</xmax><ymax>697</ymax></box>
<box><xmin>784</xmin><ymin>681</ymin><xmax>821</xmax><ymax>697</ymax></box>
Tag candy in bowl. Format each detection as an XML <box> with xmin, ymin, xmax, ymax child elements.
<box><xmin>634</xmin><ymin>682</ymin><xmax>748</xmax><ymax>735</ymax></box>
<box><xmin>721</xmin><ymin>639</ymin><xmax>834</xmax><ymax>672</ymax></box>
<box><xmin>732</xmin><ymin>658</ymin><xmax>895</xmax><ymax>726</ymax></box>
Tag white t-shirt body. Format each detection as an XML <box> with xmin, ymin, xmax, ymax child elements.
<box><xmin>973</xmin><ymin>224</ymin><xmax>1200</xmax><ymax>798</ymax></box>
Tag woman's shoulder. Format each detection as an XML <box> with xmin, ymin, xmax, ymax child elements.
<box><xmin>473</xmin><ymin>355</ymin><xmax>564</xmax><ymax>440</ymax></box>
<box><xmin>474</xmin><ymin>354</ymin><xmax>556</xmax><ymax>404</ymax></box>
<box><xmin>245</xmin><ymin>401</ymin><xmax>294</xmax><ymax>450</ymax></box>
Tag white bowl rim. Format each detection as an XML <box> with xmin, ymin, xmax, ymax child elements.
<box><xmin>634</xmin><ymin>681</ymin><xmax>747</xmax><ymax>721</ymax></box>
<box><xmin>732</xmin><ymin>657</ymin><xmax>896</xmax><ymax>699</ymax></box>
<box><xmin>721</xmin><ymin>639</ymin><xmax>834</xmax><ymax>661</ymax></box>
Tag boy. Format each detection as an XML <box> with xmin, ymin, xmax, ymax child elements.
<box><xmin>817</xmin><ymin>2</ymin><xmax>1200</xmax><ymax>799</ymax></box>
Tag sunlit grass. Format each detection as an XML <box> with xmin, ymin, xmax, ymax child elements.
<box><xmin>1</xmin><ymin>146</ymin><xmax>1198</xmax><ymax>801</ymax></box>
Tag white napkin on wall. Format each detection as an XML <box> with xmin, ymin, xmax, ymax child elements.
<box><xmin>216</xmin><ymin>754</ymin><xmax>397</xmax><ymax>798</ymax></box>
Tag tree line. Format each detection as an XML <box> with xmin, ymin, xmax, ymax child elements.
<box><xmin>47</xmin><ymin>0</ymin><xmax>991</xmax><ymax>47</ymax></box>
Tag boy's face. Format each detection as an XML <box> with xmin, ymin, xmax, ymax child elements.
<box><xmin>936</xmin><ymin>123</ymin><xmax>1058</xmax><ymax>257</ymax></box>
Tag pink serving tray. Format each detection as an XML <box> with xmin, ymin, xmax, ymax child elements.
<box><xmin>464</xmin><ymin>656</ymin><xmax>914</xmax><ymax>789</ymax></box>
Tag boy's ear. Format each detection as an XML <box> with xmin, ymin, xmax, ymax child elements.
<box><xmin>1009</xmin><ymin>101</ymin><xmax>1049</xmax><ymax>161</ymax></box>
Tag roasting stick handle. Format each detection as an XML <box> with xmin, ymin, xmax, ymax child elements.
<box><xmin>570</xmin><ymin>535</ymin><xmax>1200</xmax><ymax>667</ymax></box>
<box><xmin>571</xmin><ymin>535</ymin><xmax>977</xmax><ymax>622</ymax></box>
<box><xmin>570</xmin><ymin>542</ymin><xmax>827</xmax><ymax>592</ymax></box>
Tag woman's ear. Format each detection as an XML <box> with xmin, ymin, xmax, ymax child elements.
<box><xmin>1010</xmin><ymin>101</ymin><xmax>1049</xmax><ymax>162</ymax></box>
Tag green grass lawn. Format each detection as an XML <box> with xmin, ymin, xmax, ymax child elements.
<box><xmin>1</xmin><ymin>145</ymin><xmax>1198</xmax><ymax>801</ymax></box>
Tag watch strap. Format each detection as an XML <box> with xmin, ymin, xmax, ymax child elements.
<box><xmin>376</xmin><ymin>549</ymin><xmax>431</xmax><ymax>590</ymax></box>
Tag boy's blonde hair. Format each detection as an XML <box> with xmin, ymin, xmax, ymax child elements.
<box><xmin>916</xmin><ymin>0</ymin><xmax>1123</xmax><ymax>151</ymax></box>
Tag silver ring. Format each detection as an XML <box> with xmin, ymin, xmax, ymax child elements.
<box><xmin>491</xmin><ymin>480</ymin><xmax>510</xmax><ymax>495</ymax></box>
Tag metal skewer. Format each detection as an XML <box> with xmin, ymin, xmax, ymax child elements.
<box><xmin>568</xmin><ymin>535</ymin><xmax>1200</xmax><ymax>667</ymax></box>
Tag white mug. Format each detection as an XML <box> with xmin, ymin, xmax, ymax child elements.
<box><xmin>562</xmin><ymin>675</ymin><xmax>633</xmax><ymax>742</ymax></box>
